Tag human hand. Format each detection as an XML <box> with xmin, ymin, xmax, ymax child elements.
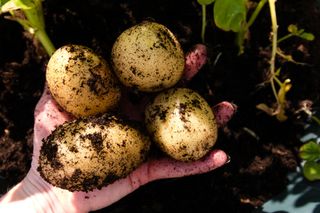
<box><xmin>0</xmin><ymin>44</ymin><xmax>236</xmax><ymax>213</ymax></box>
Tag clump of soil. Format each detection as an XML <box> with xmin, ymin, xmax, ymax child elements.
<box><xmin>1</xmin><ymin>0</ymin><xmax>320</xmax><ymax>212</ymax></box>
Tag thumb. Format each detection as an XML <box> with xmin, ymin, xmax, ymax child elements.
<box><xmin>32</xmin><ymin>85</ymin><xmax>73</xmax><ymax>169</ymax></box>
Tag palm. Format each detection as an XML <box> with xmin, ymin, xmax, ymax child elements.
<box><xmin>23</xmin><ymin>44</ymin><xmax>233</xmax><ymax>212</ymax></box>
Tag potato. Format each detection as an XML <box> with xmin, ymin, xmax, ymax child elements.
<box><xmin>46</xmin><ymin>44</ymin><xmax>121</xmax><ymax>117</ymax></box>
<box><xmin>111</xmin><ymin>21</ymin><xmax>185</xmax><ymax>92</ymax></box>
<box><xmin>37</xmin><ymin>114</ymin><xmax>151</xmax><ymax>192</ymax></box>
<box><xmin>145</xmin><ymin>88</ymin><xmax>218</xmax><ymax>162</ymax></box>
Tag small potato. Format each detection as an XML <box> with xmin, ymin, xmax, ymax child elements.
<box><xmin>145</xmin><ymin>88</ymin><xmax>218</xmax><ymax>162</ymax></box>
<box><xmin>111</xmin><ymin>21</ymin><xmax>185</xmax><ymax>92</ymax></box>
<box><xmin>37</xmin><ymin>114</ymin><xmax>151</xmax><ymax>192</ymax></box>
<box><xmin>46</xmin><ymin>44</ymin><xmax>121</xmax><ymax>117</ymax></box>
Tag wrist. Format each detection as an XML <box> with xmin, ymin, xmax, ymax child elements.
<box><xmin>0</xmin><ymin>182</ymin><xmax>37</xmax><ymax>212</ymax></box>
<box><xmin>0</xmin><ymin>169</ymin><xmax>67</xmax><ymax>213</ymax></box>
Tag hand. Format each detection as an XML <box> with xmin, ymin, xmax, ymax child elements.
<box><xmin>0</xmin><ymin>44</ymin><xmax>235</xmax><ymax>213</ymax></box>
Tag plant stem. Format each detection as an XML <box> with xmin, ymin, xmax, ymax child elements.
<box><xmin>312</xmin><ymin>115</ymin><xmax>320</xmax><ymax>126</ymax></box>
<box><xmin>201</xmin><ymin>4</ymin><xmax>207</xmax><ymax>43</ymax></box>
<box><xmin>237</xmin><ymin>0</ymin><xmax>267</xmax><ymax>55</ymax></box>
<box><xmin>247</xmin><ymin>0</ymin><xmax>267</xmax><ymax>28</ymax></box>
<box><xmin>268</xmin><ymin>0</ymin><xmax>279</xmax><ymax>104</ymax></box>
<box><xmin>273</xmin><ymin>75</ymin><xmax>282</xmax><ymax>87</ymax></box>
<box><xmin>277</xmin><ymin>33</ymin><xmax>293</xmax><ymax>44</ymax></box>
<box><xmin>33</xmin><ymin>27</ymin><xmax>55</xmax><ymax>56</ymax></box>
<box><xmin>22</xmin><ymin>1</ymin><xmax>55</xmax><ymax>56</ymax></box>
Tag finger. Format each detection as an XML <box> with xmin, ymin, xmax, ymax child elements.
<box><xmin>119</xmin><ymin>88</ymin><xmax>149</xmax><ymax>121</ymax></box>
<box><xmin>144</xmin><ymin>149</ymin><xmax>228</xmax><ymax>181</ymax></box>
<box><xmin>34</xmin><ymin>86</ymin><xmax>73</xmax><ymax>142</ymax></box>
<box><xmin>182</xmin><ymin>44</ymin><xmax>207</xmax><ymax>82</ymax></box>
<box><xmin>73</xmin><ymin>149</ymin><xmax>228</xmax><ymax>212</ymax></box>
<box><xmin>213</xmin><ymin>101</ymin><xmax>237</xmax><ymax>127</ymax></box>
<box><xmin>32</xmin><ymin>86</ymin><xmax>73</xmax><ymax>168</ymax></box>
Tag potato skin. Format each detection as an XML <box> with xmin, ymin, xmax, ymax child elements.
<box><xmin>37</xmin><ymin>114</ymin><xmax>151</xmax><ymax>192</ymax></box>
<box><xmin>111</xmin><ymin>21</ymin><xmax>185</xmax><ymax>92</ymax></box>
<box><xmin>46</xmin><ymin>44</ymin><xmax>121</xmax><ymax>117</ymax></box>
<box><xmin>145</xmin><ymin>88</ymin><xmax>218</xmax><ymax>162</ymax></box>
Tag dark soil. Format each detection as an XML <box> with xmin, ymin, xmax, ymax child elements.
<box><xmin>1</xmin><ymin>0</ymin><xmax>320</xmax><ymax>212</ymax></box>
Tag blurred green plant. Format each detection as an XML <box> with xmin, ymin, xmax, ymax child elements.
<box><xmin>256</xmin><ymin>23</ymin><xmax>314</xmax><ymax>122</ymax></box>
<box><xmin>300</xmin><ymin>138</ymin><xmax>320</xmax><ymax>181</ymax></box>
<box><xmin>278</xmin><ymin>24</ymin><xmax>315</xmax><ymax>44</ymax></box>
<box><xmin>297</xmin><ymin>107</ymin><xmax>320</xmax><ymax>181</ymax></box>
<box><xmin>196</xmin><ymin>0</ymin><xmax>315</xmax><ymax>122</ymax></box>
<box><xmin>0</xmin><ymin>0</ymin><xmax>55</xmax><ymax>56</ymax></box>
<box><xmin>197</xmin><ymin>0</ymin><xmax>266</xmax><ymax>54</ymax></box>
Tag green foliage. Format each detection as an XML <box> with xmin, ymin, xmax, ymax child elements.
<box><xmin>303</xmin><ymin>161</ymin><xmax>320</xmax><ymax>181</ymax></box>
<box><xmin>288</xmin><ymin>24</ymin><xmax>315</xmax><ymax>41</ymax></box>
<box><xmin>299</xmin><ymin>136</ymin><xmax>320</xmax><ymax>181</ymax></box>
<box><xmin>255</xmin><ymin>1</ymin><xmax>315</xmax><ymax>123</ymax></box>
<box><xmin>11</xmin><ymin>0</ymin><xmax>34</xmax><ymax>9</ymax></box>
<box><xmin>197</xmin><ymin>0</ymin><xmax>314</xmax><ymax>122</ymax></box>
<box><xmin>299</xmin><ymin>138</ymin><xmax>320</xmax><ymax>181</ymax></box>
<box><xmin>197</xmin><ymin>0</ymin><xmax>266</xmax><ymax>54</ymax></box>
<box><xmin>256</xmin><ymin>75</ymin><xmax>292</xmax><ymax>122</ymax></box>
<box><xmin>213</xmin><ymin>0</ymin><xmax>246</xmax><ymax>32</ymax></box>
<box><xmin>1</xmin><ymin>0</ymin><xmax>35</xmax><ymax>13</ymax></box>
<box><xmin>0</xmin><ymin>0</ymin><xmax>10</xmax><ymax>7</ymax></box>
<box><xmin>278</xmin><ymin>24</ymin><xmax>315</xmax><ymax>44</ymax></box>
<box><xmin>0</xmin><ymin>0</ymin><xmax>55</xmax><ymax>56</ymax></box>
<box><xmin>300</xmin><ymin>141</ymin><xmax>320</xmax><ymax>161</ymax></box>
<box><xmin>197</xmin><ymin>0</ymin><xmax>215</xmax><ymax>6</ymax></box>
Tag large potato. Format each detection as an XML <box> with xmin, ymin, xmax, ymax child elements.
<box><xmin>46</xmin><ymin>44</ymin><xmax>121</xmax><ymax>117</ymax></box>
<box><xmin>145</xmin><ymin>88</ymin><xmax>218</xmax><ymax>161</ymax></box>
<box><xmin>111</xmin><ymin>21</ymin><xmax>185</xmax><ymax>92</ymax></box>
<box><xmin>37</xmin><ymin>114</ymin><xmax>151</xmax><ymax>192</ymax></box>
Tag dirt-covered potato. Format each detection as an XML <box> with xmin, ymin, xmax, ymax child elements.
<box><xmin>145</xmin><ymin>88</ymin><xmax>218</xmax><ymax>162</ymax></box>
<box><xmin>46</xmin><ymin>44</ymin><xmax>121</xmax><ymax>117</ymax></box>
<box><xmin>111</xmin><ymin>21</ymin><xmax>185</xmax><ymax>92</ymax></box>
<box><xmin>37</xmin><ymin>114</ymin><xmax>151</xmax><ymax>192</ymax></box>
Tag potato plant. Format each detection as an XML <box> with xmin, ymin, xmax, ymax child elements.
<box><xmin>0</xmin><ymin>0</ymin><xmax>55</xmax><ymax>56</ymax></box>
<box><xmin>196</xmin><ymin>0</ymin><xmax>314</xmax><ymax>123</ymax></box>
<box><xmin>300</xmin><ymin>140</ymin><xmax>320</xmax><ymax>181</ymax></box>
<box><xmin>197</xmin><ymin>0</ymin><xmax>265</xmax><ymax>54</ymax></box>
<box><xmin>297</xmin><ymin>112</ymin><xmax>320</xmax><ymax>181</ymax></box>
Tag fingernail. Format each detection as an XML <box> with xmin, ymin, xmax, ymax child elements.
<box><xmin>226</xmin><ymin>155</ymin><xmax>231</xmax><ymax>164</ymax></box>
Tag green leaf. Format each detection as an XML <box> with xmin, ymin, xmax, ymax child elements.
<box><xmin>13</xmin><ymin>0</ymin><xmax>34</xmax><ymax>9</ymax></box>
<box><xmin>0</xmin><ymin>0</ymin><xmax>11</xmax><ymax>7</ymax></box>
<box><xmin>197</xmin><ymin>0</ymin><xmax>215</xmax><ymax>6</ymax></box>
<box><xmin>274</xmin><ymin>78</ymin><xmax>291</xmax><ymax>122</ymax></box>
<box><xmin>287</xmin><ymin>24</ymin><xmax>315</xmax><ymax>41</ymax></box>
<box><xmin>287</xmin><ymin>24</ymin><xmax>298</xmax><ymax>34</ymax></box>
<box><xmin>299</xmin><ymin>141</ymin><xmax>320</xmax><ymax>161</ymax></box>
<box><xmin>256</xmin><ymin>103</ymin><xmax>275</xmax><ymax>116</ymax></box>
<box><xmin>214</xmin><ymin>0</ymin><xmax>247</xmax><ymax>32</ymax></box>
<box><xmin>1</xmin><ymin>0</ymin><xmax>34</xmax><ymax>13</ymax></box>
<box><xmin>277</xmin><ymin>79</ymin><xmax>291</xmax><ymax>106</ymax></box>
<box><xmin>299</xmin><ymin>32</ymin><xmax>315</xmax><ymax>41</ymax></box>
<box><xmin>303</xmin><ymin>161</ymin><xmax>320</xmax><ymax>181</ymax></box>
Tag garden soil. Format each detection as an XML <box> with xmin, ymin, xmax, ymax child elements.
<box><xmin>1</xmin><ymin>0</ymin><xmax>320</xmax><ymax>212</ymax></box>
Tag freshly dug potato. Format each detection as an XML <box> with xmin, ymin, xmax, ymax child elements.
<box><xmin>111</xmin><ymin>21</ymin><xmax>185</xmax><ymax>92</ymax></box>
<box><xmin>46</xmin><ymin>44</ymin><xmax>121</xmax><ymax>117</ymax></box>
<box><xmin>37</xmin><ymin>114</ymin><xmax>151</xmax><ymax>192</ymax></box>
<box><xmin>145</xmin><ymin>88</ymin><xmax>218</xmax><ymax>162</ymax></box>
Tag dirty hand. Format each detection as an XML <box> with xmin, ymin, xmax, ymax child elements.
<box><xmin>0</xmin><ymin>44</ymin><xmax>235</xmax><ymax>213</ymax></box>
